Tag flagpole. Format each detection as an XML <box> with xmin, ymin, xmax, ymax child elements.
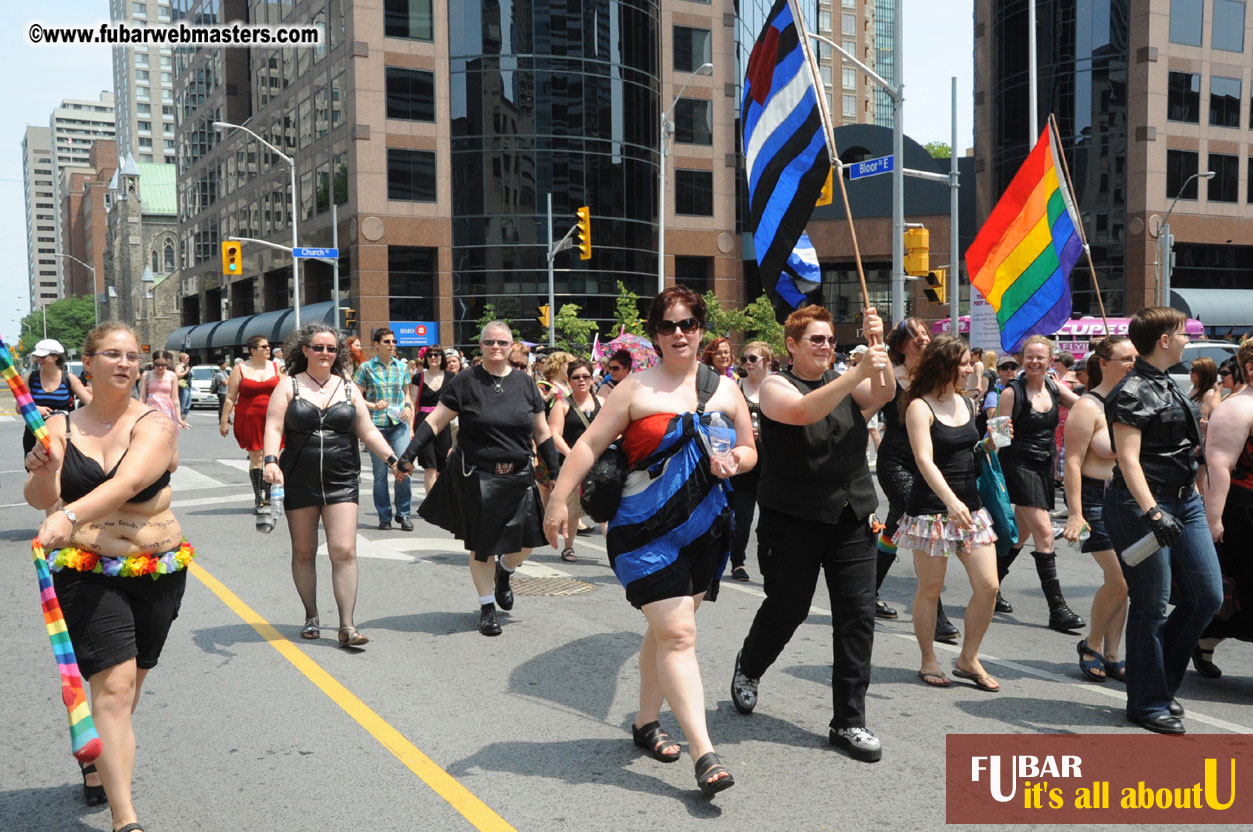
<box><xmin>1048</xmin><ymin>113</ymin><xmax>1109</xmax><ymax>337</ymax></box>
<box><xmin>1028</xmin><ymin>0</ymin><xmax>1038</xmax><ymax>142</ymax></box>
<box><xmin>787</xmin><ymin>0</ymin><xmax>874</xmax><ymax>331</ymax></box>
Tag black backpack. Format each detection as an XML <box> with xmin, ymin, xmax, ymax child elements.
<box><xmin>580</xmin><ymin>364</ymin><xmax>721</xmax><ymax>522</ymax></box>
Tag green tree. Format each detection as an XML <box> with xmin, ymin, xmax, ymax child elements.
<box><xmin>554</xmin><ymin>303</ymin><xmax>598</xmax><ymax>355</ymax></box>
<box><xmin>19</xmin><ymin>297</ymin><xmax>96</xmax><ymax>359</ymax></box>
<box><xmin>473</xmin><ymin>302</ymin><xmax>521</xmax><ymax>351</ymax></box>
<box><xmin>741</xmin><ymin>294</ymin><xmax>786</xmax><ymax>356</ymax></box>
<box><xmin>701</xmin><ymin>291</ymin><xmax>747</xmax><ymax>345</ymax></box>
<box><xmin>924</xmin><ymin>141</ymin><xmax>952</xmax><ymax>159</ymax></box>
<box><xmin>612</xmin><ymin>281</ymin><xmax>647</xmax><ymax>337</ymax></box>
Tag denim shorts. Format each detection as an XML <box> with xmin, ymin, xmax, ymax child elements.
<box><xmin>1080</xmin><ymin>476</ymin><xmax>1111</xmax><ymax>553</ymax></box>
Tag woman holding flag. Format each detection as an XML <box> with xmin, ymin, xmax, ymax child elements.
<box><xmin>24</xmin><ymin>323</ymin><xmax>188</xmax><ymax>832</ymax></box>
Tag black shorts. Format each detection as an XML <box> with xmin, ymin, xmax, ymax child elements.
<box><xmin>1002</xmin><ymin>454</ymin><xmax>1055</xmax><ymax>510</ymax></box>
<box><xmin>52</xmin><ymin>567</ymin><xmax>188</xmax><ymax>680</ymax></box>
<box><xmin>1079</xmin><ymin>476</ymin><xmax>1112</xmax><ymax>553</ymax></box>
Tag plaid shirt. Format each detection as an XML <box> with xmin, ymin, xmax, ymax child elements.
<box><xmin>354</xmin><ymin>356</ymin><xmax>410</xmax><ymax>427</ymax></box>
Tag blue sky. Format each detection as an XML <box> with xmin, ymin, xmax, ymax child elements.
<box><xmin>0</xmin><ymin>1</ymin><xmax>973</xmax><ymax>345</ymax></box>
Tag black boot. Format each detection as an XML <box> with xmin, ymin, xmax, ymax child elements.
<box><xmin>994</xmin><ymin>546</ymin><xmax>1021</xmax><ymax>613</ymax></box>
<box><xmin>935</xmin><ymin>599</ymin><xmax>960</xmax><ymax>643</ymax></box>
<box><xmin>249</xmin><ymin>468</ymin><xmax>265</xmax><ymax>509</ymax></box>
<box><xmin>1034</xmin><ymin>551</ymin><xmax>1085</xmax><ymax>632</ymax></box>
<box><xmin>494</xmin><ymin>559</ymin><xmax>515</xmax><ymax>611</ymax></box>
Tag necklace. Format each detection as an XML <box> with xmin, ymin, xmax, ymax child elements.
<box><xmin>303</xmin><ymin>372</ymin><xmax>332</xmax><ymax>391</ymax></box>
<box><xmin>488</xmin><ymin>373</ymin><xmax>506</xmax><ymax>393</ymax></box>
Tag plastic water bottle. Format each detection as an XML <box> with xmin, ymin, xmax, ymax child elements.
<box><xmin>706</xmin><ymin>412</ymin><xmax>734</xmax><ymax>465</ymax></box>
<box><xmin>386</xmin><ymin>404</ymin><xmax>404</xmax><ymax>423</ymax></box>
<box><xmin>1121</xmin><ymin>531</ymin><xmax>1160</xmax><ymax>566</ymax></box>
<box><xmin>270</xmin><ymin>482</ymin><xmax>285</xmax><ymax>526</ymax></box>
<box><xmin>1069</xmin><ymin>523</ymin><xmax>1091</xmax><ymax>552</ymax></box>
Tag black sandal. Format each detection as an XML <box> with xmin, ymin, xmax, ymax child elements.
<box><xmin>115</xmin><ymin>824</ymin><xmax>145</xmax><ymax>832</ymax></box>
<box><xmin>80</xmin><ymin>761</ymin><xmax>106</xmax><ymax>806</ymax></box>
<box><xmin>632</xmin><ymin>720</ymin><xmax>680</xmax><ymax>763</ymax></box>
<box><xmin>694</xmin><ymin>751</ymin><xmax>735</xmax><ymax>796</ymax></box>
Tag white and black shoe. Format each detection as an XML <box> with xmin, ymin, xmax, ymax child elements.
<box><xmin>731</xmin><ymin>650</ymin><xmax>759</xmax><ymax>715</ymax></box>
<box><xmin>829</xmin><ymin>726</ymin><xmax>882</xmax><ymax>762</ymax></box>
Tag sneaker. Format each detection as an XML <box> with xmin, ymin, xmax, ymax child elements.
<box><xmin>494</xmin><ymin>559</ymin><xmax>515</xmax><ymax>611</ymax></box>
<box><xmin>829</xmin><ymin>726</ymin><xmax>882</xmax><ymax>762</ymax></box>
<box><xmin>479</xmin><ymin>604</ymin><xmax>502</xmax><ymax>636</ymax></box>
<box><xmin>731</xmin><ymin>650</ymin><xmax>759</xmax><ymax>715</ymax></box>
<box><xmin>874</xmin><ymin>595</ymin><xmax>898</xmax><ymax>620</ymax></box>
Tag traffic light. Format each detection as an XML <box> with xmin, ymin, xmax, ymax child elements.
<box><xmin>538</xmin><ymin>304</ymin><xmax>551</xmax><ymax>328</ymax></box>
<box><xmin>341</xmin><ymin>307</ymin><xmax>356</xmax><ymax>331</ymax></box>
<box><xmin>904</xmin><ymin>227</ymin><xmax>929</xmax><ymax>276</ymax></box>
<box><xmin>575</xmin><ymin>206</ymin><xmax>592</xmax><ymax>260</ymax></box>
<box><xmin>924</xmin><ymin>269</ymin><xmax>947</xmax><ymax>304</ymax></box>
<box><xmin>816</xmin><ymin>166</ymin><xmax>834</xmax><ymax>207</ymax></box>
<box><xmin>221</xmin><ymin>240</ymin><xmax>242</xmax><ymax>276</ymax></box>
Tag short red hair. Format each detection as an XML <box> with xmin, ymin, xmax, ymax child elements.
<box><xmin>784</xmin><ymin>305</ymin><xmax>832</xmax><ymax>355</ymax></box>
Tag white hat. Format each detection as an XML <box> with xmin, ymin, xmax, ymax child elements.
<box><xmin>850</xmin><ymin>344</ymin><xmax>869</xmax><ymax>355</ymax></box>
<box><xmin>32</xmin><ymin>339</ymin><xmax>65</xmax><ymax>357</ymax></box>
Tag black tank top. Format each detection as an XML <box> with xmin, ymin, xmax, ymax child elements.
<box><xmin>561</xmin><ymin>395</ymin><xmax>600</xmax><ymax>451</ymax></box>
<box><xmin>59</xmin><ymin>411</ymin><xmax>172</xmax><ymax>504</ymax></box>
<box><xmin>757</xmin><ymin>369</ymin><xmax>878</xmax><ymax>524</ymax></box>
<box><xmin>878</xmin><ymin>383</ymin><xmax>915</xmax><ymax>468</ymax></box>
<box><xmin>1001</xmin><ymin>377</ymin><xmax>1059</xmax><ymax>463</ymax></box>
<box><xmin>905</xmin><ymin>396</ymin><xmax>982</xmax><ymax>516</ymax></box>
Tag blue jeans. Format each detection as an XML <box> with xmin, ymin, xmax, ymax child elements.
<box><xmin>179</xmin><ymin>384</ymin><xmax>191</xmax><ymax>418</ymax></box>
<box><xmin>1103</xmin><ymin>487</ymin><xmax>1222</xmax><ymax>720</ymax></box>
<box><xmin>372</xmin><ymin>421</ymin><xmax>412</xmax><ymax>521</ymax></box>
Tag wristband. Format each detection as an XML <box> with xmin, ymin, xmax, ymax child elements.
<box><xmin>264</xmin><ymin>455</ymin><xmax>279</xmax><ymax>465</ymax></box>
<box><xmin>386</xmin><ymin>454</ymin><xmax>399</xmax><ymax>469</ymax></box>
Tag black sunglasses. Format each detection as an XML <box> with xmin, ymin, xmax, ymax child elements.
<box><xmin>510</xmin><ymin>361</ymin><xmax>528</xmax><ymax>369</ymax></box>
<box><xmin>656</xmin><ymin>317</ymin><xmax>702</xmax><ymax>335</ymax></box>
<box><xmin>569</xmin><ymin>373</ymin><xmax>593</xmax><ymax>381</ymax></box>
<box><xmin>741</xmin><ymin>354</ymin><xmax>762</xmax><ymax>364</ymax></box>
<box><xmin>307</xmin><ymin>344</ymin><xmax>337</xmax><ymax>353</ymax></box>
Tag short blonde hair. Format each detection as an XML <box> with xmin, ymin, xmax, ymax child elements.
<box><xmin>1021</xmin><ymin>334</ymin><xmax>1054</xmax><ymax>358</ymax></box>
<box><xmin>541</xmin><ymin>350</ymin><xmax>575</xmax><ymax>381</ymax></box>
<box><xmin>741</xmin><ymin>340</ymin><xmax>775</xmax><ymax>364</ymax></box>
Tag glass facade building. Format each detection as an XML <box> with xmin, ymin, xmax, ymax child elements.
<box><xmin>987</xmin><ymin>0</ymin><xmax>1130</xmax><ymax>316</ymax></box>
<box><xmin>873</xmin><ymin>0</ymin><xmax>896</xmax><ymax>128</ymax></box>
<box><xmin>448</xmin><ymin>0</ymin><xmax>661</xmax><ymax>345</ymax></box>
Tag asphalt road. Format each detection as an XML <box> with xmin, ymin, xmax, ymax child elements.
<box><xmin>1</xmin><ymin>408</ymin><xmax>1249</xmax><ymax>832</ymax></box>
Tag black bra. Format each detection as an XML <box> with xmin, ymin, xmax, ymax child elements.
<box><xmin>59</xmin><ymin>411</ymin><xmax>172</xmax><ymax>504</ymax></box>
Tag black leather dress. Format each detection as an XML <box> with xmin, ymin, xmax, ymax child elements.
<box><xmin>279</xmin><ymin>380</ymin><xmax>361</xmax><ymax>510</ymax></box>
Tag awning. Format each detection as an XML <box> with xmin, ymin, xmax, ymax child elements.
<box><xmin>239</xmin><ymin>309</ymin><xmax>291</xmax><ymax>343</ymax></box>
<box><xmin>187</xmin><ymin>321</ymin><xmax>227</xmax><ymax>350</ymax></box>
<box><xmin>166</xmin><ymin>325</ymin><xmax>195</xmax><ymax>351</ymax></box>
<box><xmin>1170</xmin><ymin>288</ymin><xmax>1253</xmax><ymax>329</ymax></box>
<box><xmin>165</xmin><ymin>301</ymin><xmax>339</xmax><ymax>352</ymax></box>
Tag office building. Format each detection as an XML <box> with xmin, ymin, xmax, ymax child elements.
<box><xmin>22</xmin><ymin>127</ymin><xmax>59</xmax><ymax>310</ymax></box>
<box><xmin>975</xmin><ymin>0</ymin><xmax>1253</xmax><ymax>330</ymax></box>
<box><xmin>61</xmin><ymin>140</ymin><xmax>118</xmax><ymax>300</ymax></box>
<box><xmin>49</xmin><ymin>92</ymin><xmax>117</xmax><ymax>304</ymax></box>
<box><xmin>108</xmin><ymin>0</ymin><xmax>179</xmax><ymax>164</ymax></box>
<box><xmin>816</xmin><ymin>0</ymin><xmax>881</xmax><ymax>128</ymax></box>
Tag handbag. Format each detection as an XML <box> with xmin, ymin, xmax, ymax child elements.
<box><xmin>976</xmin><ymin>446</ymin><xmax>1018</xmax><ymax>558</ymax></box>
<box><xmin>580</xmin><ymin>364</ymin><xmax>720</xmax><ymax>522</ymax></box>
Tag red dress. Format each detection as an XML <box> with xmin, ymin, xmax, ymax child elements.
<box><xmin>234</xmin><ymin>361</ymin><xmax>281</xmax><ymax>451</ymax></box>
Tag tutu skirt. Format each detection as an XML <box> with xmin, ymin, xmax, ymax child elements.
<box><xmin>892</xmin><ymin>508</ymin><xmax>998</xmax><ymax>558</ymax></box>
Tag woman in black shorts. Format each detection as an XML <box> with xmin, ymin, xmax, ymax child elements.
<box><xmin>408</xmin><ymin>345</ymin><xmax>452</xmax><ymax>492</ymax></box>
<box><xmin>398</xmin><ymin>320</ymin><xmax>563</xmax><ymax>636</ymax></box>
<box><xmin>995</xmin><ymin>334</ymin><xmax>1083</xmax><ymax>632</ymax></box>
<box><xmin>1061</xmin><ymin>336</ymin><xmax>1136</xmax><ymax>682</ymax></box>
<box><xmin>24</xmin><ymin>323</ymin><xmax>186</xmax><ymax>832</ymax></box>
<box><xmin>263</xmin><ymin>324</ymin><xmax>401</xmax><ymax>647</ymax></box>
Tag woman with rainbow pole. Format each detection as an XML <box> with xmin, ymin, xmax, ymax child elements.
<box><xmin>22</xmin><ymin>323</ymin><xmax>189</xmax><ymax>832</ymax></box>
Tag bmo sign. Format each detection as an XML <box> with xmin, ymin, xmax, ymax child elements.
<box><xmin>391</xmin><ymin>321</ymin><xmax>439</xmax><ymax>348</ymax></box>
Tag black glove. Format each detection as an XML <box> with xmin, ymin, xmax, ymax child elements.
<box><xmin>1143</xmin><ymin>505</ymin><xmax>1184</xmax><ymax>548</ymax></box>
<box><xmin>399</xmin><ymin>420</ymin><xmax>435</xmax><ymax>472</ymax></box>
<box><xmin>537</xmin><ymin>437</ymin><xmax>561</xmax><ymax>481</ymax></box>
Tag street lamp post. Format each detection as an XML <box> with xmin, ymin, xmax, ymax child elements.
<box><xmin>213</xmin><ymin>121</ymin><xmax>301</xmax><ymax>330</ymax></box>
<box><xmin>658</xmin><ymin>61</ymin><xmax>713</xmax><ymax>295</ymax></box>
<box><xmin>1155</xmin><ymin>169</ymin><xmax>1215</xmax><ymax>308</ymax></box>
<box><xmin>54</xmin><ymin>252</ymin><xmax>98</xmax><ymax>325</ymax></box>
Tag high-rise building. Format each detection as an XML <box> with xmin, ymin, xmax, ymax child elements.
<box><xmin>22</xmin><ymin>127</ymin><xmax>59</xmax><ymax>311</ymax></box>
<box><xmin>872</xmin><ymin>0</ymin><xmax>897</xmax><ymax>128</ymax></box>
<box><xmin>109</xmin><ymin>0</ymin><xmax>179</xmax><ymax>165</ymax></box>
<box><xmin>976</xmin><ymin>0</ymin><xmax>1253</xmax><ymax>327</ymax></box>
<box><xmin>49</xmin><ymin>92</ymin><xmax>116</xmax><ymax>304</ymax></box>
<box><xmin>816</xmin><ymin>0</ymin><xmax>880</xmax><ymax>128</ymax></box>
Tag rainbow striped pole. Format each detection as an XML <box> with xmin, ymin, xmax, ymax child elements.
<box><xmin>1</xmin><ymin>335</ymin><xmax>102</xmax><ymax>762</ymax></box>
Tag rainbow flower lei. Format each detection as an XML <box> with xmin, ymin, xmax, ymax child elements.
<box><xmin>47</xmin><ymin>539</ymin><xmax>195</xmax><ymax>579</ymax></box>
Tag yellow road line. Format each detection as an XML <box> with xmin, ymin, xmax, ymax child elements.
<box><xmin>189</xmin><ymin>562</ymin><xmax>518</xmax><ymax>832</ymax></box>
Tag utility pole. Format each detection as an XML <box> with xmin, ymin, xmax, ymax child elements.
<box><xmin>950</xmin><ymin>77</ymin><xmax>960</xmax><ymax>331</ymax></box>
<box><xmin>891</xmin><ymin>4</ymin><xmax>905</xmax><ymax>322</ymax></box>
<box><xmin>547</xmin><ymin>193</ymin><xmax>556</xmax><ymax>347</ymax></box>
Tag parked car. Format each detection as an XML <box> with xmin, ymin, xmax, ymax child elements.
<box><xmin>1168</xmin><ymin>341</ymin><xmax>1238</xmax><ymax>391</ymax></box>
<box><xmin>190</xmin><ymin>364</ymin><xmax>219</xmax><ymax>409</ymax></box>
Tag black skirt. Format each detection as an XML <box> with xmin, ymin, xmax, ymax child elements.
<box><xmin>418</xmin><ymin>448</ymin><xmax>546</xmax><ymax>559</ymax></box>
<box><xmin>1001</xmin><ymin>453</ymin><xmax>1055</xmax><ymax>510</ymax></box>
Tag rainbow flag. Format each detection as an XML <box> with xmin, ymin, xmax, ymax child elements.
<box><xmin>965</xmin><ymin>126</ymin><xmax>1081</xmax><ymax>352</ymax></box>
<box><xmin>0</xmin><ymin>337</ymin><xmax>50</xmax><ymax>451</ymax></box>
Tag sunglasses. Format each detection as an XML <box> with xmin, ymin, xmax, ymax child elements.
<box><xmin>999</xmin><ymin>363</ymin><xmax>1018</xmax><ymax>370</ymax></box>
<box><xmin>741</xmin><ymin>354</ymin><xmax>762</xmax><ymax>364</ymax></box>
<box><xmin>1220</xmin><ymin>370</ymin><xmax>1233</xmax><ymax>378</ymax></box>
<box><xmin>153</xmin><ymin>362</ymin><xmax>169</xmax><ymax>368</ymax></box>
<box><xmin>608</xmin><ymin>365</ymin><xmax>624</xmax><ymax>372</ymax></box>
<box><xmin>307</xmin><ymin>344</ymin><xmax>337</xmax><ymax>353</ymax></box>
<box><xmin>254</xmin><ymin>344</ymin><xmax>271</xmax><ymax>350</ymax></box>
<box><xmin>570</xmin><ymin>373</ymin><xmax>592</xmax><ymax>381</ymax></box>
<box><xmin>510</xmin><ymin>361</ymin><xmax>528</xmax><ymax>370</ymax></box>
<box><xmin>379</xmin><ymin>339</ymin><xmax>396</xmax><ymax>345</ymax></box>
<box><xmin>481</xmin><ymin>339</ymin><xmax>510</xmax><ymax>348</ymax></box>
<box><xmin>656</xmin><ymin>317</ymin><xmax>702</xmax><ymax>335</ymax></box>
<box><xmin>806</xmin><ymin>335</ymin><xmax>838</xmax><ymax>348</ymax></box>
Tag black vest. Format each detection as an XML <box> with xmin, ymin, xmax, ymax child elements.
<box><xmin>757</xmin><ymin>369</ymin><xmax>878</xmax><ymax>524</ymax></box>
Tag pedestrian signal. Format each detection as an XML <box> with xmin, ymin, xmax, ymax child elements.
<box><xmin>341</xmin><ymin>307</ymin><xmax>356</xmax><ymax>331</ymax></box>
<box><xmin>816</xmin><ymin>166</ymin><xmax>834</xmax><ymax>207</ymax></box>
<box><xmin>924</xmin><ymin>269</ymin><xmax>947</xmax><ymax>304</ymax></box>
<box><xmin>221</xmin><ymin>241</ymin><xmax>242</xmax><ymax>275</ymax></box>
<box><xmin>538</xmin><ymin>305</ymin><xmax>551</xmax><ymax>328</ymax></box>
<box><xmin>904</xmin><ymin>228</ymin><xmax>929</xmax><ymax>276</ymax></box>
<box><xmin>575</xmin><ymin>206</ymin><xmax>592</xmax><ymax>260</ymax></box>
